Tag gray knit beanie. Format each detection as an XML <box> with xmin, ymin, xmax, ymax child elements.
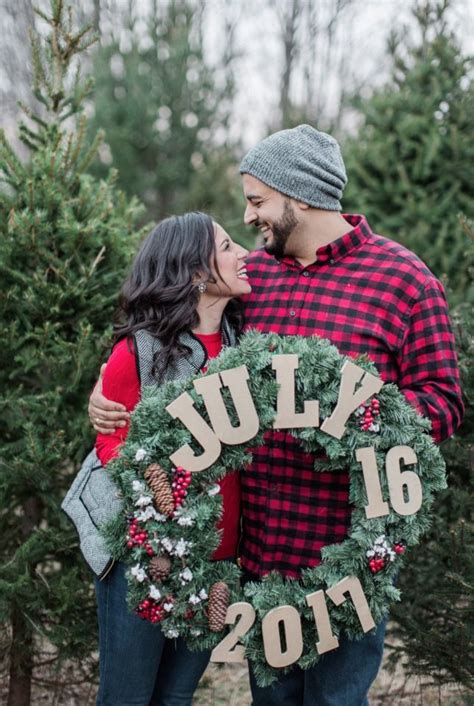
<box><xmin>239</xmin><ymin>124</ymin><xmax>347</xmax><ymax>211</ymax></box>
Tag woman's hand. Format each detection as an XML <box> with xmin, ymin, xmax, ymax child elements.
<box><xmin>89</xmin><ymin>364</ymin><xmax>130</xmax><ymax>434</ymax></box>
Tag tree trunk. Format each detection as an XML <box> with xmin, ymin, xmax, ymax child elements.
<box><xmin>279</xmin><ymin>0</ymin><xmax>301</xmax><ymax>128</ymax></box>
<box><xmin>92</xmin><ymin>0</ymin><xmax>101</xmax><ymax>35</ymax></box>
<box><xmin>7</xmin><ymin>607</ymin><xmax>33</xmax><ymax>706</ymax></box>
<box><xmin>7</xmin><ymin>497</ymin><xmax>42</xmax><ymax>706</ymax></box>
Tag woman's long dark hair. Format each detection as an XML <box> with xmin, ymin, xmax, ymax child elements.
<box><xmin>113</xmin><ymin>212</ymin><xmax>243</xmax><ymax>381</ymax></box>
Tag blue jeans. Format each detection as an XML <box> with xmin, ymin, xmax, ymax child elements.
<box><xmin>94</xmin><ymin>562</ymin><xmax>210</xmax><ymax>706</ymax></box>
<box><xmin>248</xmin><ymin>618</ymin><xmax>386</xmax><ymax>706</ymax></box>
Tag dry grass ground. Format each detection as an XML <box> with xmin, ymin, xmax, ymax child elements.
<box><xmin>193</xmin><ymin>656</ymin><xmax>468</xmax><ymax>706</ymax></box>
<box><xmin>1</xmin><ymin>640</ymin><xmax>470</xmax><ymax>705</ymax></box>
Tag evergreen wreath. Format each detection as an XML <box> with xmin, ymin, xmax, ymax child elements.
<box><xmin>102</xmin><ymin>330</ymin><xmax>446</xmax><ymax>686</ymax></box>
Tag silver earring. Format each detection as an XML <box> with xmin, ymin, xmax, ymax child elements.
<box><xmin>198</xmin><ymin>282</ymin><xmax>207</xmax><ymax>293</ymax></box>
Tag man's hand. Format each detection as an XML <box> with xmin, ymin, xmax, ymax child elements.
<box><xmin>88</xmin><ymin>364</ymin><xmax>130</xmax><ymax>434</ymax></box>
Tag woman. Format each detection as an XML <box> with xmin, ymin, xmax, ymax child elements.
<box><xmin>92</xmin><ymin>212</ymin><xmax>250</xmax><ymax>706</ymax></box>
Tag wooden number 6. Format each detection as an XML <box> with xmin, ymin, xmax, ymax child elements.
<box><xmin>210</xmin><ymin>602</ymin><xmax>256</xmax><ymax>663</ymax></box>
<box><xmin>386</xmin><ymin>445</ymin><xmax>422</xmax><ymax>516</ymax></box>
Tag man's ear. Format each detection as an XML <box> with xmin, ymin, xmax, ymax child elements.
<box><xmin>294</xmin><ymin>200</ymin><xmax>311</xmax><ymax>211</ymax></box>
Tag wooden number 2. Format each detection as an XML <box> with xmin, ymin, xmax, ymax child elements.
<box><xmin>210</xmin><ymin>602</ymin><xmax>256</xmax><ymax>663</ymax></box>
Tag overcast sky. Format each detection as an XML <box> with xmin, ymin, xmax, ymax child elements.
<box><xmin>1</xmin><ymin>0</ymin><xmax>473</xmax><ymax>149</ymax></box>
<box><xmin>201</xmin><ymin>0</ymin><xmax>474</xmax><ymax>146</ymax></box>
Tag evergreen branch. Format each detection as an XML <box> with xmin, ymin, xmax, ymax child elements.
<box><xmin>88</xmin><ymin>246</ymin><xmax>106</xmax><ymax>277</ymax></box>
<box><xmin>32</xmin><ymin>88</ymin><xmax>51</xmax><ymax>109</ymax></box>
<box><xmin>66</xmin><ymin>26</ymin><xmax>96</xmax><ymax>55</ymax></box>
<box><xmin>28</xmin><ymin>181</ymin><xmax>35</xmax><ymax>212</ymax></box>
<box><xmin>19</xmin><ymin>134</ymin><xmax>42</xmax><ymax>154</ymax></box>
<box><xmin>29</xmin><ymin>30</ymin><xmax>46</xmax><ymax>96</ymax></box>
<box><xmin>18</xmin><ymin>123</ymin><xmax>46</xmax><ymax>150</ymax></box>
<box><xmin>68</xmin><ymin>114</ymin><xmax>87</xmax><ymax>166</ymax></box>
<box><xmin>0</xmin><ymin>175</ymin><xmax>16</xmax><ymax>190</ymax></box>
<box><xmin>74</xmin><ymin>36</ymin><xmax>99</xmax><ymax>55</ymax></box>
<box><xmin>17</xmin><ymin>103</ymin><xmax>49</xmax><ymax>131</ymax></box>
<box><xmin>0</xmin><ymin>130</ymin><xmax>26</xmax><ymax>180</ymax></box>
<box><xmin>66</xmin><ymin>5</ymin><xmax>73</xmax><ymax>36</ymax></box>
<box><xmin>61</xmin><ymin>132</ymin><xmax>74</xmax><ymax>173</ymax></box>
<box><xmin>51</xmin><ymin>0</ymin><xmax>64</xmax><ymax>26</ymax></box>
<box><xmin>32</xmin><ymin>6</ymin><xmax>53</xmax><ymax>25</ymax></box>
<box><xmin>50</xmin><ymin>17</ymin><xmax>65</xmax><ymax>113</ymax></box>
<box><xmin>76</xmin><ymin>129</ymin><xmax>104</xmax><ymax>175</ymax></box>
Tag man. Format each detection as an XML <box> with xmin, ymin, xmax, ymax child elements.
<box><xmin>90</xmin><ymin>125</ymin><xmax>463</xmax><ymax>705</ymax></box>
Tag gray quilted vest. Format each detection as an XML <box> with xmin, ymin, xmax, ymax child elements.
<box><xmin>61</xmin><ymin>319</ymin><xmax>235</xmax><ymax>579</ymax></box>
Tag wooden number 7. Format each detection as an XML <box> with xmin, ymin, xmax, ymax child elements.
<box><xmin>326</xmin><ymin>576</ymin><xmax>375</xmax><ymax>633</ymax></box>
<box><xmin>210</xmin><ymin>602</ymin><xmax>256</xmax><ymax>663</ymax></box>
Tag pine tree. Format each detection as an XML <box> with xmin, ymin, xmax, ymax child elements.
<box><xmin>389</xmin><ymin>216</ymin><xmax>473</xmax><ymax>691</ymax></box>
<box><xmin>88</xmin><ymin>0</ymin><xmax>248</xmax><ymax>245</ymax></box>
<box><xmin>343</xmin><ymin>0</ymin><xmax>474</xmax><ymax>299</ymax></box>
<box><xmin>0</xmin><ymin>2</ymin><xmax>146</xmax><ymax>703</ymax></box>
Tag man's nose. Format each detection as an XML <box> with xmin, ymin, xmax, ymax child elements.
<box><xmin>244</xmin><ymin>203</ymin><xmax>256</xmax><ymax>225</ymax></box>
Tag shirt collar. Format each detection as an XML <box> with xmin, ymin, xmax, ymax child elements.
<box><xmin>279</xmin><ymin>214</ymin><xmax>372</xmax><ymax>269</ymax></box>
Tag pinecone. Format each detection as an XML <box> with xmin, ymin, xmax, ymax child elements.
<box><xmin>208</xmin><ymin>581</ymin><xmax>230</xmax><ymax>632</ymax></box>
<box><xmin>144</xmin><ymin>463</ymin><xmax>175</xmax><ymax>516</ymax></box>
<box><xmin>149</xmin><ymin>555</ymin><xmax>172</xmax><ymax>583</ymax></box>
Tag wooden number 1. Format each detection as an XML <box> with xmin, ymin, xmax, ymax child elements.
<box><xmin>356</xmin><ymin>447</ymin><xmax>389</xmax><ymax>519</ymax></box>
<box><xmin>210</xmin><ymin>602</ymin><xmax>256</xmax><ymax>663</ymax></box>
<box><xmin>356</xmin><ymin>445</ymin><xmax>422</xmax><ymax>519</ymax></box>
<box><xmin>326</xmin><ymin>576</ymin><xmax>376</xmax><ymax>633</ymax></box>
<box><xmin>305</xmin><ymin>589</ymin><xmax>339</xmax><ymax>654</ymax></box>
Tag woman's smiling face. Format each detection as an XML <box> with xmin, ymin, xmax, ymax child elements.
<box><xmin>204</xmin><ymin>223</ymin><xmax>251</xmax><ymax>298</ymax></box>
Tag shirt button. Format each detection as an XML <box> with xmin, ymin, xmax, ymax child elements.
<box><xmin>289</xmin><ymin>310</ymin><xmax>296</xmax><ymax>317</ymax></box>
<box><xmin>302</xmin><ymin>271</ymin><xmax>309</xmax><ymax>277</ymax></box>
<box><xmin>329</xmin><ymin>258</ymin><xmax>335</xmax><ymax>264</ymax></box>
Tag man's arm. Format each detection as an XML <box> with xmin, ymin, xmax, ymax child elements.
<box><xmin>95</xmin><ymin>339</ymin><xmax>139</xmax><ymax>463</ymax></box>
<box><xmin>397</xmin><ymin>280</ymin><xmax>463</xmax><ymax>443</ymax></box>
<box><xmin>89</xmin><ymin>363</ymin><xmax>130</xmax><ymax>435</ymax></box>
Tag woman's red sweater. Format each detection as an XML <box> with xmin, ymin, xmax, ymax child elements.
<box><xmin>95</xmin><ymin>331</ymin><xmax>240</xmax><ymax>560</ymax></box>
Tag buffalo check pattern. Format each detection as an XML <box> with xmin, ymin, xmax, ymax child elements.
<box><xmin>239</xmin><ymin>214</ymin><xmax>463</xmax><ymax>578</ymax></box>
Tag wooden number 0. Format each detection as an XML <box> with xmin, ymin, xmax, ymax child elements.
<box><xmin>261</xmin><ymin>605</ymin><xmax>303</xmax><ymax>668</ymax></box>
<box><xmin>210</xmin><ymin>602</ymin><xmax>256</xmax><ymax>663</ymax></box>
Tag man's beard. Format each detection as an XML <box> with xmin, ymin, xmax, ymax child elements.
<box><xmin>262</xmin><ymin>199</ymin><xmax>298</xmax><ymax>258</ymax></box>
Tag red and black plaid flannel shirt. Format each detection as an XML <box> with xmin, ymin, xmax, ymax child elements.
<box><xmin>240</xmin><ymin>214</ymin><xmax>463</xmax><ymax>579</ymax></box>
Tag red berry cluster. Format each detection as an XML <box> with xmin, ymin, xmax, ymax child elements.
<box><xmin>172</xmin><ymin>467</ymin><xmax>192</xmax><ymax>509</ymax></box>
<box><xmin>367</xmin><ymin>539</ymin><xmax>406</xmax><ymax>574</ymax></box>
<box><xmin>126</xmin><ymin>518</ymin><xmax>154</xmax><ymax>556</ymax></box>
<box><xmin>359</xmin><ymin>397</ymin><xmax>380</xmax><ymax>432</ymax></box>
<box><xmin>368</xmin><ymin>556</ymin><xmax>386</xmax><ymax>573</ymax></box>
<box><xmin>136</xmin><ymin>598</ymin><xmax>164</xmax><ymax>623</ymax></box>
